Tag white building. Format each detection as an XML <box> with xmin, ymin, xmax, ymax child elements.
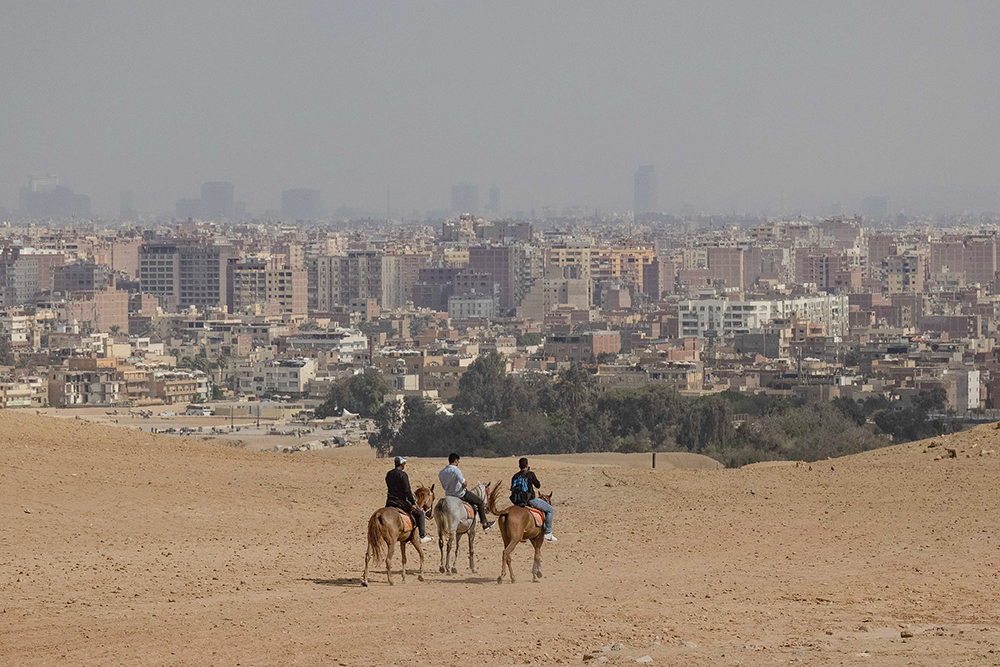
<box><xmin>237</xmin><ymin>358</ymin><xmax>317</xmax><ymax>396</ymax></box>
<box><xmin>448</xmin><ymin>293</ymin><xmax>498</xmax><ymax>319</ymax></box>
<box><xmin>946</xmin><ymin>368</ymin><xmax>981</xmax><ymax>413</ymax></box>
<box><xmin>679</xmin><ymin>294</ymin><xmax>848</xmax><ymax>340</ymax></box>
<box><xmin>284</xmin><ymin>328</ymin><xmax>368</xmax><ymax>362</ymax></box>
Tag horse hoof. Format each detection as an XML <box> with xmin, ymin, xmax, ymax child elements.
<box><xmin>439</xmin><ymin>566</ymin><xmax>445</xmax><ymax>573</ymax></box>
<box><xmin>361</xmin><ymin>581</ymin><xmax>368</xmax><ymax>587</ymax></box>
<box><xmin>451</xmin><ymin>568</ymin><xmax>458</xmax><ymax>574</ymax></box>
<box><xmin>418</xmin><ymin>575</ymin><xmax>424</xmax><ymax>582</ymax></box>
<box><xmin>497</xmin><ymin>577</ymin><xmax>503</xmax><ymax>585</ymax></box>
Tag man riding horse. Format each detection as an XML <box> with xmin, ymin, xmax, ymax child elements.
<box><xmin>510</xmin><ymin>457</ymin><xmax>556</xmax><ymax>541</ymax></box>
<box><xmin>385</xmin><ymin>456</ymin><xmax>433</xmax><ymax>543</ymax></box>
<box><xmin>438</xmin><ymin>453</ymin><xmax>495</xmax><ymax>532</ymax></box>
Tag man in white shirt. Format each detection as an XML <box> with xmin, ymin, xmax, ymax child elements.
<box><xmin>439</xmin><ymin>452</ymin><xmax>494</xmax><ymax>532</ymax></box>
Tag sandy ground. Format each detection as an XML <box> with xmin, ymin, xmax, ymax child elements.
<box><xmin>3</xmin><ymin>411</ymin><xmax>1000</xmax><ymax>666</ymax></box>
<box><xmin>32</xmin><ymin>406</ymin><xmax>346</xmax><ymax>452</ymax></box>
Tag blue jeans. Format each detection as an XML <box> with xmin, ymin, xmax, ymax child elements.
<box><xmin>528</xmin><ymin>498</ymin><xmax>553</xmax><ymax>534</ymax></box>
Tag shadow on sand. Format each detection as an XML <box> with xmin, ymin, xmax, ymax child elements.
<box><xmin>301</xmin><ymin>574</ymin><xmax>496</xmax><ymax>587</ymax></box>
<box><xmin>429</xmin><ymin>575</ymin><xmax>495</xmax><ymax>584</ymax></box>
<box><xmin>301</xmin><ymin>577</ymin><xmax>362</xmax><ymax>587</ymax></box>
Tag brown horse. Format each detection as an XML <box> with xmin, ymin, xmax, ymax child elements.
<box><xmin>488</xmin><ymin>482</ymin><xmax>553</xmax><ymax>584</ymax></box>
<box><xmin>362</xmin><ymin>484</ymin><xmax>435</xmax><ymax>587</ymax></box>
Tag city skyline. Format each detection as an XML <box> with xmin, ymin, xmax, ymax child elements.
<box><xmin>3</xmin><ymin>2</ymin><xmax>1000</xmax><ymax>218</ymax></box>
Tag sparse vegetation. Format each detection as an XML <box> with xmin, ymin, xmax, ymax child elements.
<box><xmin>317</xmin><ymin>371</ymin><xmax>391</xmax><ymax>419</ymax></box>
<box><xmin>373</xmin><ymin>356</ymin><xmax>960</xmax><ymax>467</ymax></box>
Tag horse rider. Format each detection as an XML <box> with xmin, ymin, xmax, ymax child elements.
<box><xmin>510</xmin><ymin>457</ymin><xmax>557</xmax><ymax>542</ymax></box>
<box><xmin>439</xmin><ymin>452</ymin><xmax>495</xmax><ymax>532</ymax></box>
<box><xmin>385</xmin><ymin>456</ymin><xmax>433</xmax><ymax>543</ymax></box>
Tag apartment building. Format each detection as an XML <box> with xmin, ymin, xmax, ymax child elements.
<box><xmin>139</xmin><ymin>241</ymin><xmax>234</xmax><ymax>310</ymax></box>
<box><xmin>315</xmin><ymin>250</ymin><xmax>403</xmax><ymax>311</ymax></box>
<box><xmin>678</xmin><ymin>294</ymin><xmax>849</xmax><ymax>340</ymax></box>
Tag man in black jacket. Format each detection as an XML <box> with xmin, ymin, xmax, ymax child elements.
<box><xmin>385</xmin><ymin>456</ymin><xmax>432</xmax><ymax>543</ymax></box>
<box><xmin>511</xmin><ymin>457</ymin><xmax>556</xmax><ymax>542</ymax></box>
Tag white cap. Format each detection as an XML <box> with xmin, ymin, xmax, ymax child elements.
<box><xmin>394</xmin><ymin>456</ymin><xmax>407</xmax><ymax>466</ymax></box>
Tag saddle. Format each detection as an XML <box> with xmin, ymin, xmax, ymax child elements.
<box><xmin>462</xmin><ymin>502</ymin><xmax>475</xmax><ymax>519</ymax></box>
<box><xmin>526</xmin><ymin>506</ymin><xmax>544</xmax><ymax>528</ymax></box>
<box><xmin>393</xmin><ymin>508</ymin><xmax>414</xmax><ymax>533</ymax></box>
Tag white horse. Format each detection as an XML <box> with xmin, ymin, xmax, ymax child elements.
<box><xmin>434</xmin><ymin>481</ymin><xmax>491</xmax><ymax>574</ymax></box>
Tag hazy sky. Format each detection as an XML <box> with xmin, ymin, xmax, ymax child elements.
<box><xmin>2</xmin><ymin>1</ymin><xmax>999</xmax><ymax>217</ymax></box>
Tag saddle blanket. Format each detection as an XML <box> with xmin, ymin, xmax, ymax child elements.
<box><xmin>526</xmin><ymin>506</ymin><xmax>544</xmax><ymax>528</ymax></box>
<box><xmin>394</xmin><ymin>508</ymin><xmax>414</xmax><ymax>532</ymax></box>
<box><xmin>463</xmin><ymin>503</ymin><xmax>475</xmax><ymax>519</ymax></box>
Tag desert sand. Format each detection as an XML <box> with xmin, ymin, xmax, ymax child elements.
<box><xmin>3</xmin><ymin>410</ymin><xmax>1000</xmax><ymax>666</ymax></box>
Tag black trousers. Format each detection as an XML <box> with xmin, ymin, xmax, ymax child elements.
<box><xmin>410</xmin><ymin>506</ymin><xmax>427</xmax><ymax>538</ymax></box>
<box><xmin>463</xmin><ymin>491</ymin><xmax>488</xmax><ymax>524</ymax></box>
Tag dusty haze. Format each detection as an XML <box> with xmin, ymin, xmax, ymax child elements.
<box><xmin>1</xmin><ymin>1</ymin><xmax>998</xmax><ymax>216</ymax></box>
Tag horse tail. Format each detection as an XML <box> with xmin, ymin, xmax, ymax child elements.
<box><xmin>487</xmin><ymin>480</ymin><xmax>505</xmax><ymax>516</ymax></box>
<box><xmin>367</xmin><ymin>512</ymin><xmax>384</xmax><ymax>561</ymax></box>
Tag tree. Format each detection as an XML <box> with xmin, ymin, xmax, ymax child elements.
<box><xmin>516</xmin><ymin>332</ymin><xmax>542</xmax><ymax>347</ymax></box>
<box><xmin>108</xmin><ymin>325</ymin><xmax>122</xmax><ymax>336</ymax></box>
<box><xmin>453</xmin><ymin>352</ymin><xmax>510</xmax><ymax>421</ymax></box>
<box><xmin>0</xmin><ymin>335</ymin><xmax>13</xmax><ymax>366</ymax></box>
<box><xmin>596</xmin><ymin>351</ymin><xmax>618</xmax><ymax>364</ymax></box>
<box><xmin>368</xmin><ymin>399</ymin><xmax>404</xmax><ymax>457</ymax></box>
<box><xmin>555</xmin><ymin>363</ymin><xmax>596</xmax><ymax>421</ymax></box>
<box><xmin>316</xmin><ymin>371</ymin><xmax>391</xmax><ymax>419</ymax></box>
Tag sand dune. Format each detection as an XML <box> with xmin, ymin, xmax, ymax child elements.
<box><xmin>3</xmin><ymin>411</ymin><xmax>1000</xmax><ymax>666</ymax></box>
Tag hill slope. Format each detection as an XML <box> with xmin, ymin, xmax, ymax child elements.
<box><xmin>2</xmin><ymin>411</ymin><xmax>1000</xmax><ymax>666</ymax></box>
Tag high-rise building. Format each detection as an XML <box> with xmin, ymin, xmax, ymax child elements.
<box><xmin>964</xmin><ymin>235</ymin><xmax>998</xmax><ymax>287</ymax></box>
<box><xmin>0</xmin><ymin>247</ymin><xmax>65</xmax><ymax>306</ymax></box>
<box><xmin>54</xmin><ymin>261</ymin><xmax>115</xmax><ymax>296</ymax></box>
<box><xmin>200</xmin><ymin>182</ymin><xmax>235</xmax><ymax>220</ymax></box>
<box><xmin>226</xmin><ymin>257</ymin><xmax>307</xmax><ymax>316</ymax></box>
<box><xmin>706</xmin><ymin>247</ymin><xmax>745</xmax><ymax>291</ymax></box>
<box><xmin>315</xmin><ymin>250</ymin><xmax>403</xmax><ymax>311</ymax></box>
<box><xmin>451</xmin><ymin>183</ymin><xmax>478</xmax><ymax>215</ymax></box>
<box><xmin>18</xmin><ymin>175</ymin><xmax>90</xmax><ymax>218</ymax></box>
<box><xmin>139</xmin><ymin>241</ymin><xmax>233</xmax><ymax>310</ymax></box>
<box><xmin>468</xmin><ymin>244</ymin><xmax>525</xmax><ymax>312</ymax></box>
<box><xmin>634</xmin><ymin>165</ymin><xmax>657</xmax><ymax>214</ymax></box>
<box><xmin>120</xmin><ymin>190</ymin><xmax>136</xmax><ymax>221</ymax></box>
<box><xmin>488</xmin><ymin>185</ymin><xmax>500</xmax><ymax>217</ymax></box>
<box><xmin>882</xmin><ymin>254</ymin><xmax>925</xmax><ymax>294</ymax></box>
<box><xmin>281</xmin><ymin>189</ymin><xmax>323</xmax><ymax>219</ymax></box>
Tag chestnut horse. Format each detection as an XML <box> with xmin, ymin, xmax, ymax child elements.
<box><xmin>362</xmin><ymin>484</ymin><xmax>435</xmax><ymax>587</ymax></box>
<box><xmin>487</xmin><ymin>482</ymin><xmax>552</xmax><ymax>584</ymax></box>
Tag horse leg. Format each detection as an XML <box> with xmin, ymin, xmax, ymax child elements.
<box><xmin>468</xmin><ymin>529</ymin><xmax>476</xmax><ymax>573</ymax></box>
<box><xmin>385</xmin><ymin>538</ymin><xmax>395</xmax><ymax>586</ymax></box>
<box><xmin>503</xmin><ymin>540</ymin><xmax>518</xmax><ymax>584</ymax></box>
<box><xmin>497</xmin><ymin>519</ymin><xmax>509</xmax><ymax>584</ymax></box>
<box><xmin>531</xmin><ymin>535</ymin><xmax>544</xmax><ymax>582</ymax></box>
<box><xmin>362</xmin><ymin>544</ymin><xmax>371</xmax><ymax>587</ymax></box>
<box><xmin>400</xmin><ymin>540</ymin><xmax>407</xmax><ymax>583</ymax></box>
<box><xmin>414</xmin><ymin>533</ymin><xmax>425</xmax><ymax>582</ymax></box>
<box><xmin>438</xmin><ymin>524</ymin><xmax>446</xmax><ymax>573</ymax></box>
<box><xmin>451</xmin><ymin>529</ymin><xmax>459</xmax><ymax>574</ymax></box>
